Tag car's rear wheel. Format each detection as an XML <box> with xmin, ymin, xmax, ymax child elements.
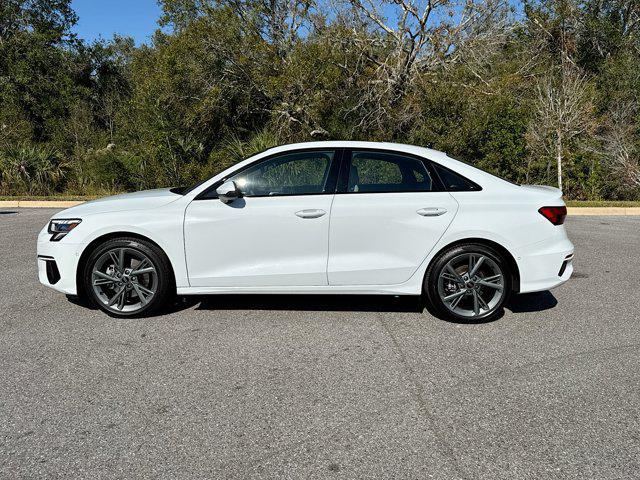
<box><xmin>83</xmin><ymin>237</ymin><xmax>173</xmax><ymax>317</ymax></box>
<box><xmin>424</xmin><ymin>244</ymin><xmax>511</xmax><ymax>322</ymax></box>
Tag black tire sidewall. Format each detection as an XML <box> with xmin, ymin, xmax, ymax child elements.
<box><xmin>83</xmin><ymin>237</ymin><xmax>172</xmax><ymax>317</ymax></box>
<box><xmin>425</xmin><ymin>244</ymin><xmax>511</xmax><ymax>322</ymax></box>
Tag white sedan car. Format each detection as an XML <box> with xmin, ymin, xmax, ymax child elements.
<box><xmin>37</xmin><ymin>141</ymin><xmax>574</xmax><ymax>321</ymax></box>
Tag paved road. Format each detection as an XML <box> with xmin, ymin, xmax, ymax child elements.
<box><xmin>1</xmin><ymin>209</ymin><xmax>639</xmax><ymax>479</ymax></box>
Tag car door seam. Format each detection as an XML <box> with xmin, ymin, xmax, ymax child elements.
<box><xmin>183</xmin><ymin>198</ymin><xmax>192</xmax><ymax>287</ymax></box>
<box><xmin>407</xmin><ymin>191</ymin><xmax>460</xmax><ymax>281</ymax></box>
<box><xmin>325</xmin><ymin>193</ymin><xmax>337</xmax><ymax>286</ymax></box>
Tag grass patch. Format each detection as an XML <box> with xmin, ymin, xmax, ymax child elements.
<box><xmin>0</xmin><ymin>195</ymin><xmax>101</xmax><ymax>201</ymax></box>
<box><xmin>565</xmin><ymin>200</ymin><xmax>640</xmax><ymax>207</ymax></box>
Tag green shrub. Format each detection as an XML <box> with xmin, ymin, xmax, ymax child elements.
<box><xmin>205</xmin><ymin>130</ymin><xmax>281</xmax><ymax>178</ymax></box>
<box><xmin>0</xmin><ymin>143</ymin><xmax>69</xmax><ymax>195</ymax></box>
<box><xmin>69</xmin><ymin>147</ymin><xmax>145</xmax><ymax>193</ymax></box>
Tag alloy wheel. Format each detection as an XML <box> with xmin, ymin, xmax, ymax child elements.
<box><xmin>437</xmin><ymin>252</ymin><xmax>505</xmax><ymax>318</ymax></box>
<box><xmin>91</xmin><ymin>247</ymin><xmax>157</xmax><ymax>314</ymax></box>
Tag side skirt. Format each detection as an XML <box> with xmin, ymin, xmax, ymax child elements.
<box><xmin>177</xmin><ymin>284</ymin><xmax>422</xmax><ymax>296</ymax></box>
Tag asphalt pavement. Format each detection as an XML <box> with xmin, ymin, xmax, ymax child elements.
<box><xmin>1</xmin><ymin>208</ymin><xmax>639</xmax><ymax>479</ymax></box>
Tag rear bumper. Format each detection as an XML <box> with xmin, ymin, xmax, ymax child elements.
<box><xmin>517</xmin><ymin>236</ymin><xmax>574</xmax><ymax>293</ymax></box>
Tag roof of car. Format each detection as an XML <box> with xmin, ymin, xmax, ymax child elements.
<box><xmin>265</xmin><ymin>141</ymin><xmax>449</xmax><ymax>161</ymax></box>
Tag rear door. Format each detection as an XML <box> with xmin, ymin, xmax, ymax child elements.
<box><xmin>185</xmin><ymin>149</ymin><xmax>339</xmax><ymax>287</ymax></box>
<box><xmin>327</xmin><ymin>149</ymin><xmax>458</xmax><ymax>285</ymax></box>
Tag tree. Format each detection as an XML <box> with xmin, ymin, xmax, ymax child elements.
<box><xmin>160</xmin><ymin>0</ymin><xmax>316</xmax><ymax>56</ymax></box>
<box><xmin>601</xmin><ymin>101</ymin><xmax>640</xmax><ymax>190</ymax></box>
<box><xmin>2</xmin><ymin>0</ymin><xmax>640</xmax><ymax>199</ymax></box>
<box><xmin>528</xmin><ymin>64</ymin><xmax>594</xmax><ymax>190</ymax></box>
<box><xmin>578</xmin><ymin>0</ymin><xmax>640</xmax><ymax>72</ymax></box>
<box><xmin>341</xmin><ymin>0</ymin><xmax>510</xmax><ymax>105</ymax></box>
<box><xmin>0</xmin><ymin>0</ymin><xmax>77</xmax><ymax>43</ymax></box>
<box><xmin>0</xmin><ymin>0</ymin><xmax>79</xmax><ymax>142</ymax></box>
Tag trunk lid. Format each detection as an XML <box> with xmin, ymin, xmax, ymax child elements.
<box><xmin>518</xmin><ymin>185</ymin><xmax>565</xmax><ymax>203</ymax></box>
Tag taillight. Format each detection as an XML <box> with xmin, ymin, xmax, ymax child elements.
<box><xmin>538</xmin><ymin>206</ymin><xmax>567</xmax><ymax>225</ymax></box>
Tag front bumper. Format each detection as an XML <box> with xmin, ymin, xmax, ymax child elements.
<box><xmin>517</xmin><ymin>236</ymin><xmax>574</xmax><ymax>293</ymax></box>
<box><xmin>37</xmin><ymin>229</ymin><xmax>83</xmax><ymax>295</ymax></box>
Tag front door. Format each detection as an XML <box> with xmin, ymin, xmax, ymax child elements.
<box><xmin>328</xmin><ymin>149</ymin><xmax>459</xmax><ymax>285</ymax></box>
<box><xmin>185</xmin><ymin>149</ymin><xmax>338</xmax><ymax>287</ymax></box>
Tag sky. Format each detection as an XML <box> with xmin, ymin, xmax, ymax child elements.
<box><xmin>69</xmin><ymin>1</ymin><xmax>521</xmax><ymax>46</ymax></box>
<box><xmin>71</xmin><ymin>0</ymin><xmax>163</xmax><ymax>45</ymax></box>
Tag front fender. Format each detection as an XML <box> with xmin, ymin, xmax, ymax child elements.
<box><xmin>66</xmin><ymin>204</ymin><xmax>188</xmax><ymax>289</ymax></box>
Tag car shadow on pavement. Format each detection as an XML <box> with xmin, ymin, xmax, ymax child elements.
<box><xmin>66</xmin><ymin>294</ymin><xmax>202</xmax><ymax>317</ymax></box>
<box><xmin>67</xmin><ymin>290</ymin><xmax>557</xmax><ymax>318</ymax></box>
<box><xmin>194</xmin><ymin>294</ymin><xmax>425</xmax><ymax>313</ymax></box>
<box><xmin>193</xmin><ymin>290</ymin><xmax>558</xmax><ymax>315</ymax></box>
<box><xmin>505</xmin><ymin>290</ymin><xmax>558</xmax><ymax>313</ymax></box>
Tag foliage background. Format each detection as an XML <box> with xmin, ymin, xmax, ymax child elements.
<box><xmin>1</xmin><ymin>0</ymin><xmax>639</xmax><ymax>199</ymax></box>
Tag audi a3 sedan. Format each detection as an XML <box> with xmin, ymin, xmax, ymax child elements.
<box><xmin>37</xmin><ymin>141</ymin><xmax>574</xmax><ymax>321</ymax></box>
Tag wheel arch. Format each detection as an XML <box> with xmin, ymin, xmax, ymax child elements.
<box><xmin>75</xmin><ymin>231</ymin><xmax>177</xmax><ymax>298</ymax></box>
<box><xmin>425</xmin><ymin>237</ymin><xmax>520</xmax><ymax>293</ymax></box>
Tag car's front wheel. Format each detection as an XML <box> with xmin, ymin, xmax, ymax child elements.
<box><xmin>83</xmin><ymin>237</ymin><xmax>173</xmax><ymax>317</ymax></box>
<box><xmin>424</xmin><ymin>243</ymin><xmax>512</xmax><ymax>322</ymax></box>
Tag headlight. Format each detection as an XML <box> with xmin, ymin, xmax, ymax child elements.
<box><xmin>48</xmin><ymin>219</ymin><xmax>81</xmax><ymax>241</ymax></box>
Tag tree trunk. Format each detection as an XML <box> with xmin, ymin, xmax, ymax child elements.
<box><xmin>556</xmin><ymin>130</ymin><xmax>563</xmax><ymax>191</ymax></box>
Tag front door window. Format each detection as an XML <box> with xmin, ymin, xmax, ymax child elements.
<box><xmin>228</xmin><ymin>150</ymin><xmax>335</xmax><ymax>197</ymax></box>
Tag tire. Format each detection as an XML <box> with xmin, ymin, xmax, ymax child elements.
<box><xmin>82</xmin><ymin>237</ymin><xmax>174</xmax><ymax>317</ymax></box>
<box><xmin>424</xmin><ymin>243</ymin><xmax>512</xmax><ymax>322</ymax></box>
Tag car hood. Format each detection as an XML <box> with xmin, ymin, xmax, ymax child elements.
<box><xmin>55</xmin><ymin>188</ymin><xmax>182</xmax><ymax>217</ymax></box>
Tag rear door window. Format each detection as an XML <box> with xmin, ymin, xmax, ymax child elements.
<box><xmin>346</xmin><ymin>151</ymin><xmax>435</xmax><ymax>193</ymax></box>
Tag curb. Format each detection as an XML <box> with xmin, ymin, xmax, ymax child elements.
<box><xmin>566</xmin><ymin>207</ymin><xmax>640</xmax><ymax>216</ymax></box>
<box><xmin>1</xmin><ymin>201</ymin><xmax>640</xmax><ymax>216</ymax></box>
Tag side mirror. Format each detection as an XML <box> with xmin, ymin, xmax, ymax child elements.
<box><xmin>216</xmin><ymin>180</ymin><xmax>242</xmax><ymax>203</ymax></box>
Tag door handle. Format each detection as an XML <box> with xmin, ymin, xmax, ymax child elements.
<box><xmin>295</xmin><ymin>209</ymin><xmax>326</xmax><ymax>219</ymax></box>
<box><xmin>417</xmin><ymin>207</ymin><xmax>447</xmax><ymax>217</ymax></box>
